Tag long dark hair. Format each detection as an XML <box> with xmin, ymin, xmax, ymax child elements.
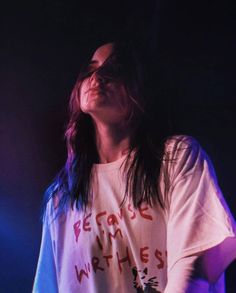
<box><xmin>44</xmin><ymin>40</ymin><xmax>169</xmax><ymax>216</ymax></box>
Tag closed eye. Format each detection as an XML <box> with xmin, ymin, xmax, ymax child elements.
<box><xmin>87</xmin><ymin>60</ymin><xmax>99</xmax><ymax>71</ymax></box>
<box><xmin>79</xmin><ymin>67</ymin><xmax>98</xmax><ymax>80</ymax></box>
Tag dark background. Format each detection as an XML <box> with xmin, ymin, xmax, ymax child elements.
<box><xmin>0</xmin><ymin>1</ymin><xmax>235</xmax><ymax>292</ymax></box>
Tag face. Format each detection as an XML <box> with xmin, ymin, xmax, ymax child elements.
<box><xmin>79</xmin><ymin>43</ymin><xmax>130</xmax><ymax>124</ymax></box>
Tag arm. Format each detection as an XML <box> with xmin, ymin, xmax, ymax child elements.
<box><xmin>164</xmin><ymin>254</ymin><xmax>210</xmax><ymax>293</ymax></box>
<box><xmin>164</xmin><ymin>236</ymin><xmax>236</xmax><ymax>293</ymax></box>
<box><xmin>196</xmin><ymin>236</ymin><xmax>236</xmax><ymax>284</ymax></box>
<box><xmin>33</xmin><ymin>213</ymin><xmax>58</xmax><ymax>292</ymax></box>
<box><xmin>164</xmin><ymin>136</ymin><xmax>236</xmax><ymax>292</ymax></box>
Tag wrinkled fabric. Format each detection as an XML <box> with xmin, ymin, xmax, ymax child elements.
<box><xmin>33</xmin><ymin>136</ymin><xmax>236</xmax><ymax>293</ymax></box>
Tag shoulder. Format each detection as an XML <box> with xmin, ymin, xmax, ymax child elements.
<box><xmin>162</xmin><ymin>135</ymin><xmax>208</xmax><ymax>181</ymax></box>
<box><xmin>164</xmin><ymin>134</ymin><xmax>201</xmax><ymax>156</ymax></box>
<box><xmin>163</xmin><ymin>134</ymin><xmax>204</xmax><ymax>165</ymax></box>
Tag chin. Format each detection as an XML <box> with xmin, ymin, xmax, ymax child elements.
<box><xmin>81</xmin><ymin>99</ymin><xmax>106</xmax><ymax>114</ymax></box>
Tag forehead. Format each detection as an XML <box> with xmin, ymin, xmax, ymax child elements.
<box><xmin>91</xmin><ymin>43</ymin><xmax>114</xmax><ymax>65</ymax></box>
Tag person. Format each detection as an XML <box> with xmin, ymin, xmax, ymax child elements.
<box><xmin>33</xmin><ymin>41</ymin><xmax>236</xmax><ymax>293</ymax></box>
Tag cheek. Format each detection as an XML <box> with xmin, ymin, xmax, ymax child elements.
<box><xmin>117</xmin><ymin>86</ymin><xmax>133</xmax><ymax>119</ymax></box>
<box><xmin>111</xmin><ymin>84</ymin><xmax>130</xmax><ymax>110</ymax></box>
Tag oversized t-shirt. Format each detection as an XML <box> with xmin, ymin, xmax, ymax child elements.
<box><xmin>33</xmin><ymin>136</ymin><xmax>236</xmax><ymax>293</ymax></box>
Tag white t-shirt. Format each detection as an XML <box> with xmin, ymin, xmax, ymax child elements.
<box><xmin>33</xmin><ymin>136</ymin><xmax>236</xmax><ymax>293</ymax></box>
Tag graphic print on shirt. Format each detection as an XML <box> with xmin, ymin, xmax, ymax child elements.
<box><xmin>132</xmin><ymin>266</ymin><xmax>161</xmax><ymax>293</ymax></box>
<box><xmin>72</xmin><ymin>201</ymin><xmax>167</xmax><ymax>292</ymax></box>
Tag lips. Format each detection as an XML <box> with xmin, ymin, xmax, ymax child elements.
<box><xmin>87</xmin><ymin>86</ymin><xmax>106</xmax><ymax>97</ymax></box>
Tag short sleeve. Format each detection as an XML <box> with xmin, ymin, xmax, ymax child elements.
<box><xmin>165</xmin><ymin>136</ymin><xmax>236</xmax><ymax>271</ymax></box>
<box><xmin>33</xmin><ymin>199</ymin><xmax>59</xmax><ymax>293</ymax></box>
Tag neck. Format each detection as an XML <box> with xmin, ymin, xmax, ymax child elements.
<box><xmin>93</xmin><ymin>121</ymin><xmax>131</xmax><ymax>164</ymax></box>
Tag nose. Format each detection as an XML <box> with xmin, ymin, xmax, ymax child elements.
<box><xmin>90</xmin><ymin>71</ymin><xmax>99</xmax><ymax>87</ymax></box>
<box><xmin>90</xmin><ymin>70</ymin><xmax>107</xmax><ymax>86</ymax></box>
<box><xmin>90</xmin><ymin>71</ymin><xmax>96</xmax><ymax>81</ymax></box>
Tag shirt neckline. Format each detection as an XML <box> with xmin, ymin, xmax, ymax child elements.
<box><xmin>92</xmin><ymin>153</ymin><xmax>128</xmax><ymax>173</ymax></box>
